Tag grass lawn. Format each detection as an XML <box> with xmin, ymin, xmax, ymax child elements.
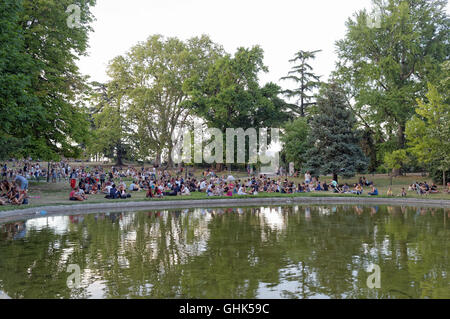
<box><xmin>1</xmin><ymin>172</ymin><xmax>448</xmax><ymax>212</ymax></box>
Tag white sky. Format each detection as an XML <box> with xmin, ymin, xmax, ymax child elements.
<box><xmin>77</xmin><ymin>0</ymin><xmax>379</xmax><ymax>88</ymax></box>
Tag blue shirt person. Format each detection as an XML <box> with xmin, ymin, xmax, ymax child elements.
<box><xmin>368</xmin><ymin>186</ymin><xmax>378</xmax><ymax>196</ymax></box>
<box><xmin>15</xmin><ymin>174</ymin><xmax>28</xmax><ymax>191</ymax></box>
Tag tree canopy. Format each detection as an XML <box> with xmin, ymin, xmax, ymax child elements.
<box><xmin>334</xmin><ymin>0</ymin><xmax>449</xmax><ymax>168</ymax></box>
<box><xmin>0</xmin><ymin>0</ymin><xmax>97</xmax><ymax>160</ymax></box>
<box><xmin>303</xmin><ymin>83</ymin><xmax>368</xmax><ymax>182</ymax></box>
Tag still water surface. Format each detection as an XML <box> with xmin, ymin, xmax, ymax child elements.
<box><xmin>0</xmin><ymin>205</ymin><xmax>448</xmax><ymax>299</ymax></box>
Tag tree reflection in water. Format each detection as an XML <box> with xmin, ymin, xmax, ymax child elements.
<box><xmin>0</xmin><ymin>205</ymin><xmax>448</xmax><ymax>299</ymax></box>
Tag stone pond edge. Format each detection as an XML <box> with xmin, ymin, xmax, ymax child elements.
<box><xmin>1</xmin><ymin>196</ymin><xmax>449</xmax><ymax>222</ymax></box>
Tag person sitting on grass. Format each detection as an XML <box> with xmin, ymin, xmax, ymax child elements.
<box><xmin>352</xmin><ymin>183</ymin><xmax>363</xmax><ymax>195</ymax></box>
<box><xmin>91</xmin><ymin>183</ymin><xmax>98</xmax><ymax>194</ymax></box>
<box><xmin>414</xmin><ymin>182</ymin><xmax>423</xmax><ymax>195</ymax></box>
<box><xmin>9</xmin><ymin>185</ymin><xmax>26</xmax><ymax>205</ymax></box>
<box><xmin>119</xmin><ymin>188</ymin><xmax>131</xmax><ymax>199</ymax></box>
<box><xmin>129</xmin><ymin>181</ymin><xmax>140</xmax><ymax>192</ymax></box>
<box><xmin>341</xmin><ymin>183</ymin><xmax>351</xmax><ymax>193</ymax></box>
<box><xmin>1</xmin><ymin>180</ymin><xmax>12</xmax><ymax>197</ymax></box>
<box><xmin>214</xmin><ymin>184</ymin><xmax>224</xmax><ymax>196</ymax></box>
<box><xmin>224</xmin><ymin>186</ymin><xmax>233</xmax><ymax>197</ymax></box>
<box><xmin>401</xmin><ymin>187</ymin><xmax>407</xmax><ymax>197</ymax></box>
<box><xmin>207</xmin><ymin>184</ymin><xmax>216</xmax><ymax>197</ymax></box>
<box><xmin>155</xmin><ymin>184</ymin><xmax>163</xmax><ymax>198</ymax></box>
<box><xmin>75</xmin><ymin>187</ymin><xmax>88</xmax><ymax>201</ymax></box>
<box><xmin>315</xmin><ymin>182</ymin><xmax>322</xmax><ymax>192</ymax></box>
<box><xmin>387</xmin><ymin>187</ymin><xmax>393</xmax><ymax>196</ymax></box>
<box><xmin>70</xmin><ymin>187</ymin><xmax>85</xmax><ymax>201</ymax></box>
<box><xmin>368</xmin><ymin>185</ymin><xmax>379</xmax><ymax>196</ymax></box>
<box><xmin>101</xmin><ymin>181</ymin><xmax>112</xmax><ymax>194</ymax></box>
<box><xmin>430</xmin><ymin>183</ymin><xmax>439</xmax><ymax>193</ymax></box>
<box><xmin>417</xmin><ymin>182</ymin><xmax>429</xmax><ymax>195</ymax></box>
<box><xmin>181</xmin><ymin>184</ymin><xmax>191</xmax><ymax>196</ymax></box>
<box><xmin>237</xmin><ymin>184</ymin><xmax>247</xmax><ymax>195</ymax></box>
<box><xmin>105</xmin><ymin>184</ymin><xmax>119</xmax><ymax>199</ymax></box>
<box><xmin>199</xmin><ymin>179</ymin><xmax>207</xmax><ymax>192</ymax></box>
<box><xmin>447</xmin><ymin>182</ymin><xmax>450</xmax><ymax>194</ymax></box>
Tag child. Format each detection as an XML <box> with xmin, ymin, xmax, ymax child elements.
<box><xmin>387</xmin><ymin>187</ymin><xmax>393</xmax><ymax>196</ymax></box>
<box><xmin>401</xmin><ymin>187</ymin><xmax>407</xmax><ymax>197</ymax></box>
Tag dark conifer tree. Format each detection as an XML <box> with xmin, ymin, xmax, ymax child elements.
<box><xmin>304</xmin><ymin>83</ymin><xmax>368</xmax><ymax>183</ymax></box>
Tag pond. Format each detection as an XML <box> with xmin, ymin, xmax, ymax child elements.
<box><xmin>0</xmin><ymin>205</ymin><xmax>448</xmax><ymax>299</ymax></box>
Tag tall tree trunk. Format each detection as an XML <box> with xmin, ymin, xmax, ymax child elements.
<box><xmin>116</xmin><ymin>154</ymin><xmax>123</xmax><ymax>167</ymax></box>
<box><xmin>444</xmin><ymin>170</ymin><xmax>446</xmax><ymax>187</ymax></box>
<box><xmin>167</xmin><ymin>144</ymin><xmax>174</xmax><ymax>168</ymax></box>
<box><xmin>397</xmin><ymin>124</ymin><xmax>406</xmax><ymax>149</ymax></box>
<box><xmin>115</xmin><ymin>143</ymin><xmax>124</xmax><ymax>166</ymax></box>
<box><xmin>392</xmin><ymin>124</ymin><xmax>406</xmax><ymax>176</ymax></box>
<box><xmin>155</xmin><ymin>152</ymin><xmax>161</xmax><ymax>166</ymax></box>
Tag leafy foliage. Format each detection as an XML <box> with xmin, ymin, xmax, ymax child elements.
<box><xmin>280</xmin><ymin>50</ymin><xmax>322</xmax><ymax>117</ymax></box>
<box><xmin>0</xmin><ymin>0</ymin><xmax>96</xmax><ymax>160</ymax></box>
<box><xmin>334</xmin><ymin>0</ymin><xmax>449</xmax><ymax>161</ymax></box>
<box><xmin>406</xmin><ymin>61</ymin><xmax>450</xmax><ymax>183</ymax></box>
<box><xmin>280</xmin><ymin>118</ymin><xmax>310</xmax><ymax>170</ymax></box>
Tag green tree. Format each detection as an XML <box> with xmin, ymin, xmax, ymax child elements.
<box><xmin>280</xmin><ymin>50</ymin><xmax>322</xmax><ymax>117</ymax></box>
<box><xmin>89</xmin><ymin>78</ymin><xmax>132</xmax><ymax>166</ymax></box>
<box><xmin>335</xmin><ymin>0</ymin><xmax>449</xmax><ymax>159</ymax></box>
<box><xmin>384</xmin><ymin>149</ymin><xmax>410</xmax><ymax>184</ymax></box>
<box><xmin>0</xmin><ymin>0</ymin><xmax>96</xmax><ymax>160</ymax></box>
<box><xmin>104</xmin><ymin>35</ymin><xmax>224</xmax><ymax>167</ymax></box>
<box><xmin>280</xmin><ymin>118</ymin><xmax>310</xmax><ymax>170</ymax></box>
<box><xmin>406</xmin><ymin>62</ymin><xmax>450</xmax><ymax>184</ymax></box>
<box><xmin>0</xmin><ymin>0</ymin><xmax>39</xmax><ymax>160</ymax></box>
<box><xmin>186</xmin><ymin>46</ymin><xmax>291</xmax><ymax>168</ymax></box>
<box><xmin>19</xmin><ymin>0</ymin><xmax>97</xmax><ymax>159</ymax></box>
<box><xmin>304</xmin><ymin>83</ymin><xmax>368</xmax><ymax>182</ymax></box>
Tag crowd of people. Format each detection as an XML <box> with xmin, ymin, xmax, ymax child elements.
<box><xmin>408</xmin><ymin>181</ymin><xmax>443</xmax><ymax>195</ymax></box>
<box><xmin>2</xmin><ymin>159</ymin><xmax>450</xmax><ymax>206</ymax></box>
<box><xmin>75</xmin><ymin>170</ymin><xmax>389</xmax><ymax>200</ymax></box>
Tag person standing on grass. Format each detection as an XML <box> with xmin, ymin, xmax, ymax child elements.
<box><xmin>51</xmin><ymin>167</ymin><xmax>57</xmax><ymax>183</ymax></box>
<box><xmin>2</xmin><ymin>164</ymin><xmax>7</xmax><ymax>180</ymax></box>
<box><xmin>305</xmin><ymin>171</ymin><xmax>311</xmax><ymax>184</ymax></box>
<box><xmin>100</xmin><ymin>171</ymin><xmax>106</xmax><ymax>187</ymax></box>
